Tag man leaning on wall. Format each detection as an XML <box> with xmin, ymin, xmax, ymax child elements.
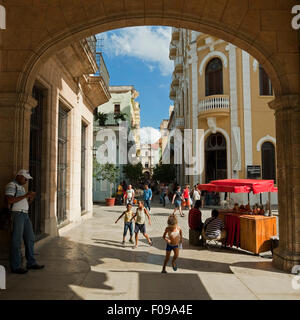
<box><xmin>4</xmin><ymin>169</ymin><xmax>44</xmax><ymax>274</ymax></box>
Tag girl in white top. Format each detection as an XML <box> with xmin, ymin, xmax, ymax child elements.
<box><xmin>130</xmin><ymin>200</ymin><xmax>153</xmax><ymax>248</ymax></box>
<box><xmin>192</xmin><ymin>185</ymin><xmax>201</xmax><ymax>204</ymax></box>
<box><xmin>125</xmin><ymin>185</ymin><xmax>135</xmax><ymax>205</ymax></box>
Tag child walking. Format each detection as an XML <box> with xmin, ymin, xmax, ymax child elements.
<box><xmin>130</xmin><ymin>200</ymin><xmax>153</xmax><ymax>249</ymax></box>
<box><xmin>115</xmin><ymin>203</ymin><xmax>135</xmax><ymax>245</ymax></box>
<box><xmin>162</xmin><ymin>214</ymin><xmax>183</xmax><ymax>273</ymax></box>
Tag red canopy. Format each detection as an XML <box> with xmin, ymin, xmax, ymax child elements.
<box><xmin>197</xmin><ymin>179</ymin><xmax>277</xmax><ymax>194</ymax></box>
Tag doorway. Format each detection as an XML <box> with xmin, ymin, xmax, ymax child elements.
<box><xmin>205</xmin><ymin>133</ymin><xmax>227</xmax><ymax>183</ymax></box>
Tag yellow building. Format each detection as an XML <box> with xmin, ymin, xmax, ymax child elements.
<box><xmin>169</xmin><ymin>28</ymin><xmax>277</xmax><ymax>204</ymax></box>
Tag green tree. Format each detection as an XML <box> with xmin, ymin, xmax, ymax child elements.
<box><xmin>94</xmin><ymin>111</ymin><xmax>108</xmax><ymax>126</ymax></box>
<box><xmin>152</xmin><ymin>163</ymin><xmax>176</xmax><ymax>183</ymax></box>
<box><xmin>93</xmin><ymin>160</ymin><xmax>120</xmax><ymax>198</ymax></box>
<box><xmin>123</xmin><ymin>162</ymin><xmax>143</xmax><ymax>186</ymax></box>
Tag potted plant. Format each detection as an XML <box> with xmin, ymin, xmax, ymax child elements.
<box><xmin>93</xmin><ymin>161</ymin><xmax>120</xmax><ymax>206</ymax></box>
<box><xmin>94</xmin><ymin>111</ymin><xmax>108</xmax><ymax>127</ymax></box>
<box><xmin>114</xmin><ymin>112</ymin><xmax>127</xmax><ymax>122</ymax></box>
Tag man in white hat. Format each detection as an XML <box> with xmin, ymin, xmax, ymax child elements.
<box><xmin>4</xmin><ymin>169</ymin><xmax>44</xmax><ymax>274</ymax></box>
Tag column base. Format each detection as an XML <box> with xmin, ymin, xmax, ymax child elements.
<box><xmin>272</xmin><ymin>247</ymin><xmax>300</xmax><ymax>272</ymax></box>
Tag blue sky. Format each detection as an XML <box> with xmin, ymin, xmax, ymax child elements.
<box><xmin>97</xmin><ymin>26</ymin><xmax>173</xmax><ymax>141</ymax></box>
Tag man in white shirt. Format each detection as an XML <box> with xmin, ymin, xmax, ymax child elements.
<box><xmin>5</xmin><ymin>169</ymin><xmax>44</xmax><ymax>274</ymax></box>
<box><xmin>125</xmin><ymin>185</ymin><xmax>135</xmax><ymax>206</ymax></box>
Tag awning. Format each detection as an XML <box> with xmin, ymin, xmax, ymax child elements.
<box><xmin>197</xmin><ymin>179</ymin><xmax>277</xmax><ymax>194</ymax></box>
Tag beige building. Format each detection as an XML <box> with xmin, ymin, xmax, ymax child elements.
<box><xmin>0</xmin><ymin>36</ymin><xmax>110</xmax><ymax>239</ymax></box>
<box><xmin>168</xmin><ymin>28</ymin><xmax>277</xmax><ymax>204</ymax></box>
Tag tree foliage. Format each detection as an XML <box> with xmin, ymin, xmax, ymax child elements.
<box><xmin>93</xmin><ymin>160</ymin><xmax>120</xmax><ymax>197</ymax></box>
<box><xmin>123</xmin><ymin>162</ymin><xmax>143</xmax><ymax>186</ymax></box>
<box><xmin>152</xmin><ymin>164</ymin><xmax>176</xmax><ymax>183</ymax></box>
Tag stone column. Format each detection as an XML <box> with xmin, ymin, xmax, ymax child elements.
<box><xmin>0</xmin><ymin>93</ymin><xmax>37</xmax><ymax>200</ymax></box>
<box><xmin>269</xmin><ymin>95</ymin><xmax>300</xmax><ymax>272</ymax></box>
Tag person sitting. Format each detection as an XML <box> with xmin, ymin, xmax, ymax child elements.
<box><xmin>188</xmin><ymin>200</ymin><xmax>203</xmax><ymax>232</ymax></box>
<box><xmin>202</xmin><ymin>209</ymin><xmax>226</xmax><ymax>243</ymax></box>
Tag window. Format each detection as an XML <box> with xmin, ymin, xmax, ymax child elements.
<box><xmin>261</xmin><ymin>142</ymin><xmax>276</xmax><ymax>182</ymax></box>
<box><xmin>259</xmin><ymin>65</ymin><xmax>273</xmax><ymax>95</ymax></box>
<box><xmin>145</xmin><ymin>162</ymin><xmax>149</xmax><ymax>168</ymax></box>
<box><xmin>205</xmin><ymin>58</ymin><xmax>223</xmax><ymax>96</ymax></box>
<box><xmin>114</xmin><ymin>104</ymin><xmax>120</xmax><ymax>114</ymax></box>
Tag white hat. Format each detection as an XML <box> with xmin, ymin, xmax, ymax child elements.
<box><xmin>16</xmin><ymin>169</ymin><xmax>33</xmax><ymax>180</ymax></box>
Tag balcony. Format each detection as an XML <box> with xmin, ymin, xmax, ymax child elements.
<box><xmin>171</xmin><ymin>27</ymin><xmax>180</xmax><ymax>42</ymax></box>
<box><xmin>169</xmin><ymin>86</ymin><xmax>176</xmax><ymax>100</ymax></box>
<box><xmin>174</xmin><ymin>55</ymin><xmax>183</xmax><ymax>74</ymax></box>
<box><xmin>169</xmin><ymin>44</ymin><xmax>177</xmax><ymax>60</ymax></box>
<box><xmin>171</xmin><ymin>74</ymin><xmax>179</xmax><ymax>88</ymax></box>
<box><xmin>175</xmin><ymin>117</ymin><xmax>184</xmax><ymax>128</ymax></box>
<box><xmin>95</xmin><ymin>52</ymin><xmax>110</xmax><ymax>89</ymax></box>
<box><xmin>198</xmin><ymin>95</ymin><xmax>230</xmax><ymax>118</ymax></box>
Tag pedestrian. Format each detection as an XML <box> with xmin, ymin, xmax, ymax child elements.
<box><xmin>115</xmin><ymin>203</ymin><xmax>135</xmax><ymax>245</ymax></box>
<box><xmin>4</xmin><ymin>169</ymin><xmax>44</xmax><ymax>274</ymax></box>
<box><xmin>143</xmin><ymin>184</ymin><xmax>152</xmax><ymax>213</ymax></box>
<box><xmin>125</xmin><ymin>184</ymin><xmax>135</xmax><ymax>206</ymax></box>
<box><xmin>200</xmin><ymin>190</ymin><xmax>206</xmax><ymax>208</ymax></box>
<box><xmin>188</xmin><ymin>200</ymin><xmax>203</xmax><ymax>232</ymax></box>
<box><xmin>192</xmin><ymin>185</ymin><xmax>201</xmax><ymax>206</ymax></box>
<box><xmin>130</xmin><ymin>200</ymin><xmax>153</xmax><ymax>249</ymax></box>
<box><xmin>161</xmin><ymin>214</ymin><xmax>183</xmax><ymax>273</ymax></box>
<box><xmin>116</xmin><ymin>182</ymin><xmax>123</xmax><ymax>205</ymax></box>
<box><xmin>172</xmin><ymin>186</ymin><xmax>184</xmax><ymax>217</ymax></box>
<box><xmin>183</xmin><ymin>184</ymin><xmax>191</xmax><ymax>210</ymax></box>
<box><xmin>162</xmin><ymin>184</ymin><xmax>168</xmax><ymax>207</ymax></box>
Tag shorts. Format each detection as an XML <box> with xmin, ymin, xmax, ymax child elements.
<box><xmin>166</xmin><ymin>243</ymin><xmax>179</xmax><ymax>251</ymax></box>
<box><xmin>174</xmin><ymin>200</ymin><xmax>181</xmax><ymax>208</ymax></box>
<box><xmin>134</xmin><ymin>223</ymin><xmax>146</xmax><ymax>234</ymax></box>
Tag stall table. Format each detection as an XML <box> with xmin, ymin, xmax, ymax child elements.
<box><xmin>219</xmin><ymin>211</ymin><xmax>277</xmax><ymax>254</ymax></box>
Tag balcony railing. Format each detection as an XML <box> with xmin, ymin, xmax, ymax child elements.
<box><xmin>175</xmin><ymin>117</ymin><xmax>184</xmax><ymax>128</ymax></box>
<box><xmin>95</xmin><ymin>52</ymin><xmax>110</xmax><ymax>88</ymax></box>
<box><xmin>198</xmin><ymin>95</ymin><xmax>230</xmax><ymax>114</ymax></box>
<box><xmin>86</xmin><ymin>35</ymin><xmax>97</xmax><ymax>58</ymax></box>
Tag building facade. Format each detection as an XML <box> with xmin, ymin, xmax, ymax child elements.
<box><xmin>0</xmin><ymin>36</ymin><xmax>110</xmax><ymax>241</ymax></box>
<box><xmin>168</xmin><ymin>28</ymin><xmax>277</xmax><ymax>205</ymax></box>
<box><xmin>93</xmin><ymin>86</ymin><xmax>141</xmax><ymax>201</ymax></box>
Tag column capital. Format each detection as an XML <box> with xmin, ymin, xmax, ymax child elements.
<box><xmin>268</xmin><ymin>94</ymin><xmax>300</xmax><ymax>111</ymax></box>
<box><xmin>0</xmin><ymin>92</ymin><xmax>37</xmax><ymax>111</ymax></box>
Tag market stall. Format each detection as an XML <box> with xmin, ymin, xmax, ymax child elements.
<box><xmin>197</xmin><ymin>179</ymin><xmax>278</xmax><ymax>254</ymax></box>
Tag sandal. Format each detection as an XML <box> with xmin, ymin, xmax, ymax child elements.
<box><xmin>149</xmin><ymin>238</ymin><xmax>153</xmax><ymax>246</ymax></box>
<box><xmin>172</xmin><ymin>263</ymin><xmax>178</xmax><ymax>271</ymax></box>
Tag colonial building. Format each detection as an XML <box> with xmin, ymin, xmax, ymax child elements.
<box><xmin>140</xmin><ymin>142</ymin><xmax>160</xmax><ymax>181</ymax></box>
<box><xmin>168</xmin><ymin>28</ymin><xmax>277</xmax><ymax>204</ymax></box>
<box><xmin>93</xmin><ymin>85</ymin><xmax>141</xmax><ymax>201</ymax></box>
<box><xmin>0</xmin><ymin>36</ymin><xmax>111</xmax><ymax>241</ymax></box>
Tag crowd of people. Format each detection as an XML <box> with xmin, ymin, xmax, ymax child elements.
<box><xmin>113</xmin><ymin>180</ymin><xmax>226</xmax><ymax>273</ymax></box>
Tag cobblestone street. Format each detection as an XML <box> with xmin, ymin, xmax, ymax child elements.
<box><xmin>0</xmin><ymin>201</ymin><xmax>299</xmax><ymax>300</ymax></box>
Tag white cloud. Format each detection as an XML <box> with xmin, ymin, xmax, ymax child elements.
<box><xmin>99</xmin><ymin>26</ymin><xmax>173</xmax><ymax>76</ymax></box>
<box><xmin>140</xmin><ymin>127</ymin><xmax>161</xmax><ymax>144</ymax></box>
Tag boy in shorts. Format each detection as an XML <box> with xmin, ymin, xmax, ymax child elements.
<box><xmin>130</xmin><ymin>201</ymin><xmax>153</xmax><ymax>249</ymax></box>
<box><xmin>115</xmin><ymin>203</ymin><xmax>135</xmax><ymax>245</ymax></box>
<box><xmin>162</xmin><ymin>214</ymin><xmax>183</xmax><ymax>273</ymax></box>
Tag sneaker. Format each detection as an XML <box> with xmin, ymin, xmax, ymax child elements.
<box><xmin>11</xmin><ymin>267</ymin><xmax>28</xmax><ymax>274</ymax></box>
<box><xmin>172</xmin><ymin>264</ymin><xmax>178</xmax><ymax>272</ymax></box>
<box><xmin>27</xmin><ymin>264</ymin><xmax>45</xmax><ymax>270</ymax></box>
<box><xmin>129</xmin><ymin>239</ymin><xmax>134</xmax><ymax>244</ymax></box>
<box><xmin>161</xmin><ymin>270</ymin><xmax>167</xmax><ymax>273</ymax></box>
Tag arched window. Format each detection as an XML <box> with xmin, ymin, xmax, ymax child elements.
<box><xmin>259</xmin><ymin>65</ymin><xmax>273</xmax><ymax>95</ymax></box>
<box><xmin>205</xmin><ymin>58</ymin><xmax>223</xmax><ymax>96</ymax></box>
<box><xmin>261</xmin><ymin>142</ymin><xmax>276</xmax><ymax>182</ymax></box>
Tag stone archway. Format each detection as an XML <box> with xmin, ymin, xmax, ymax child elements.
<box><xmin>0</xmin><ymin>0</ymin><xmax>300</xmax><ymax>271</ymax></box>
